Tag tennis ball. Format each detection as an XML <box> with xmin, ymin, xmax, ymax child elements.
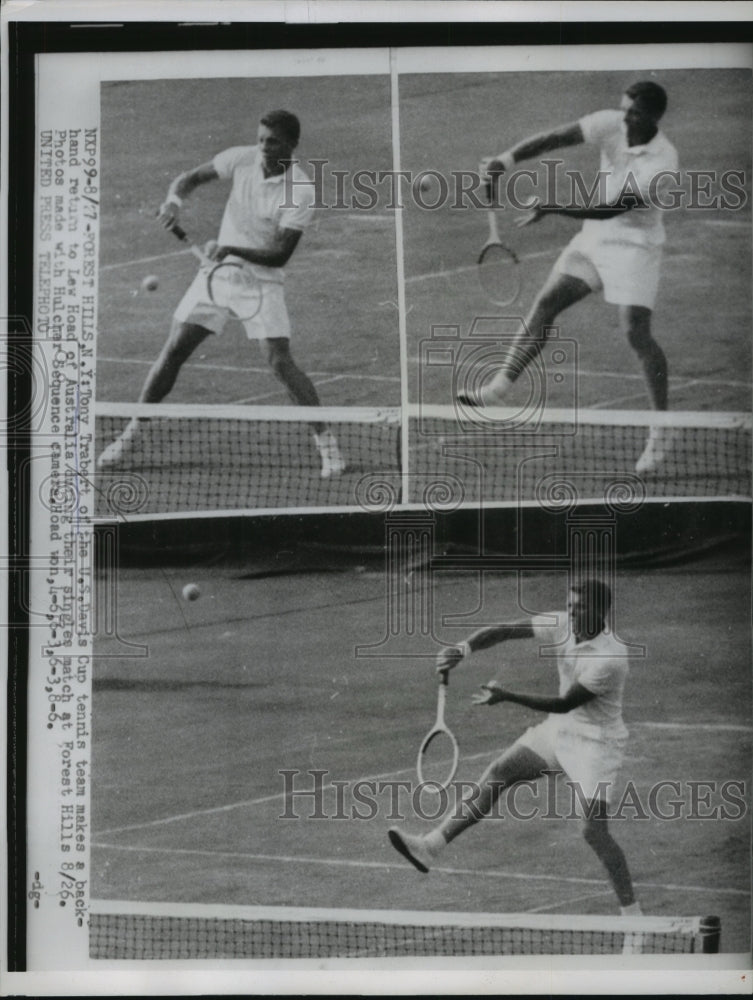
<box><xmin>418</xmin><ymin>175</ymin><xmax>434</xmax><ymax>194</ymax></box>
<box><xmin>141</xmin><ymin>274</ymin><xmax>159</xmax><ymax>292</ymax></box>
<box><xmin>182</xmin><ymin>583</ymin><xmax>201</xmax><ymax>602</ymax></box>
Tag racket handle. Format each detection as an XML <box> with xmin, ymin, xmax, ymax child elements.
<box><xmin>170</xmin><ymin>223</ymin><xmax>188</xmax><ymax>242</ymax></box>
<box><xmin>484</xmin><ymin>174</ymin><xmax>499</xmax><ymax>209</ymax></box>
<box><xmin>438</xmin><ymin>670</ymin><xmax>449</xmax><ymax>687</ymax></box>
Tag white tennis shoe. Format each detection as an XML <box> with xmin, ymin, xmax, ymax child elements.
<box><xmin>635</xmin><ymin>425</ymin><xmax>675</xmax><ymax>474</ymax></box>
<box><xmin>315</xmin><ymin>429</ymin><xmax>346</xmax><ymax>478</ymax></box>
<box><xmin>620</xmin><ymin>900</ymin><xmax>645</xmax><ymax>953</ymax></box>
<box><xmin>621</xmin><ymin>930</ymin><xmax>646</xmax><ymax>955</ymax></box>
<box><xmin>456</xmin><ymin>372</ymin><xmax>513</xmax><ymax>408</ymax></box>
<box><xmin>387</xmin><ymin>828</ymin><xmax>438</xmax><ymax>873</ymax></box>
<box><xmin>97</xmin><ymin>419</ymin><xmax>142</xmax><ymax>469</ymax></box>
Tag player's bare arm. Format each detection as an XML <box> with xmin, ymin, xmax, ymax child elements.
<box><xmin>213</xmin><ymin>226</ymin><xmax>303</xmax><ymax>269</ymax></box>
<box><xmin>435</xmin><ymin>620</ymin><xmax>536</xmax><ymax>673</ymax></box>
<box><xmin>157</xmin><ymin>161</ymin><xmax>219</xmax><ymax>228</ymax></box>
<box><xmin>471</xmin><ymin>679</ymin><xmax>595</xmax><ymax>712</ymax></box>
<box><xmin>484</xmin><ymin>121</ymin><xmax>585</xmax><ymax>175</ymax></box>
<box><xmin>515</xmin><ymin>192</ymin><xmax>647</xmax><ymax>230</ymax></box>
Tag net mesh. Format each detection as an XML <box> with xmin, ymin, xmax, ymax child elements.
<box><xmin>94</xmin><ymin>403</ymin><xmax>401</xmax><ymax>516</ymax></box>
<box><xmin>88</xmin><ymin>903</ymin><xmax>721</xmax><ymax>959</ymax></box>
<box><xmin>94</xmin><ymin>402</ymin><xmax>751</xmax><ymax>517</ymax></box>
<box><xmin>409</xmin><ymin>405</ymin><xmax>752</xmax><ymax>507</ymax></box>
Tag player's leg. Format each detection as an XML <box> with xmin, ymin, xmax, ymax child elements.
<box><xmin>623</xmin><ymin>304</ymin><xmax>674</xmax><ymax>474</ymax></box>
<box><xmin>139</xmin><ymin>321</ymin><xmax>213</xmax><ymax>403</ymax></box>
<box><xmin>580</xmin><ymin>798</ymin><xmax>639</xmax><ymax>910</ymax></box>
<box><xmin>97</xmin><ymin>321</ymin><xmax>212</xmax><ymax>468</ymax></box>
<box><xmin>263</xmin><ymin>337</ymin><xmax>322</xmax><ymax>409</ymax></box>
<box><xmin>582</xmin><ymin>799</ymin><xmax>645</xmax><ymax>953</ymax></box>
<box><xmin>458</xmin><ymin>272</ymin><xmax>591</xmax><ymax>406</ymax></box>
<box><xmin>262</xmin><ymin>337</ymin><xmax>345</xmax><ymax>478</ymax></box>
<box><xmin>620</xmin><ymin>305</ymin><xmax>667</xmax><ymax>411</ymax></box>
<box><xmin>388</xmin><ymin>744</ymin><xmax>548</xmax><ymax>872</ymax></box>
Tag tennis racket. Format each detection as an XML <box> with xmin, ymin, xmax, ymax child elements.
<box><xmin>477</xmin><ymin>177</ymin><xmax>520</xmax><ymax>307</ymax></box>
<box><xmin>416</xmin><ymin>671</ymin><xmax>460</xmax><ymax>789</ymax></box>
<box><xmin>169</xmin><ymin>223</ymin><xmax>263</xmax><ymax>321</ymax></box>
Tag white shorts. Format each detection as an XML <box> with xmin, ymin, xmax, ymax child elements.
<box><xmin>173</xmin><ymin>268</ymin><xmax>291</xmax><ymax>341</ymax></box>
<box><xmin>554</xmin><ymin>230</ymin><xmax>663</xmax><ymax>310</ymax></box>
<box><xmin>515</xmin><ymin>716</ymin><xmax>627</xmax><ymax>804</ymax></box>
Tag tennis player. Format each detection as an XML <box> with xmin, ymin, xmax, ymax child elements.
<box><xmin>97</xmin><ymin>109</ymin><xmax>345</xmax><ymax>478</ymax></box>
<box><xmin>388</xmin><ymin>578</ymin><xmax>642</xmax><ymax>917</ymax></box>
<box><xmin>459</xmin><ymin>81</ymin><xmax>679</xmax><ymax>474</ymax></box>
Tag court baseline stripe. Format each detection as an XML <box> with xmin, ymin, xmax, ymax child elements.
<box><xmin>93</xmin><ymin>721</ymin><xmax>744</xmax><ymax>838</ymax></box>
<box><xmin>97</xmin><ymin>354</ymin><xmax>749</xmax><ymax>391</ymax></box>
<box><xmin>100</xmin><ymin>240</ymin><xmax>720</xmax><ymax>280</ymax></box>
<box><xmin>93</xmin><ymin>753</ymin><xmax>489</xmax><ymax>836</ymax></box>
<box><xmin>97</xmin><ymin>355</ymin><xmax>400</xmax><ymax>382</ymax></box>
<box><xmin>89</xmin><ymin>842</ymin><xmax>748</xmax><ymax>897</ymax></box>
<box><xmin>635</xmin><ymin>722</ymin><xmax>750</xmax><ymax>733</ymax></box>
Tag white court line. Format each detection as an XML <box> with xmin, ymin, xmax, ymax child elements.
<box><xmin>405</xmin><ymin>248</ymin><xmax>706</xmax><ymax>287</ymax></box>
<box><xmin>92</xmin><ymin>757</ymin><xmax>432</xmax><ymax>837</ymax></box>
<box><xmin>100</xmin><ymin>249</ymin><xmax>190</xmax><ymax>272</ymax></box>
<box><xmin>230</xmin><ymin>376</ymin><xmax>348</xmax><ymax>404</ymax></box>
<box><xmin>589</xmin><ymin>377</ymin><xmax>702</xmax><ymax>410</ymax></box>
<box><xmin>701</xmin><ymin>219</ymin><xmax>752</xmax><ymax>229</ymax></box>
<box><xmin>343</xmin><ymin>214</ymin><xmax>395</xmax><ymax>223</ymax></box>
<box><xmin>228</xmin><ymin>389</ymin><xmax>286</xmax><ymax>404</ymax></box>
<box><xmin>405</xmin><ymin>248</ymin><xmax>556</xmax><ymax>286</ymax></box>
<box><xmin>98</xmin><ymin>354</ymin><xmax>749</xmax><ymax>391</ymax></box>
<box><xmin>97</xmin><ymin>221</ymin><xmax>743</xmax><ymax>275</ymax></box>
<box><xmin>98</xmin><ymin>355</ymin><xmax>400</xmax><ymax>382</ymax></box>
<box><xmin>526</xmin><ymin>890</ymin><xmax>616</xmax><ymax>913</ymax></box>
<box><xmin>93</xmin><ymin>719</ymin><xmax>745</xmax><ymax>839</ymax></box>
<box><xmin>406</xmin><ymin>356</ymin><xmax>751</xmax><ymax>392</ymax></box>
<box><xmin>101</xmin><ymin>227</ymin><xmax>392</xmax><ymax>274</ymax></box>
<box><xmin>635</xmin><ymin>721</ymin><xmax>750</xmax><ymax>734</ymax></box>
<box><xmin>89</xmin><ymin>842</ymin><xmax>748</xmax><ymax>897</ymax></box>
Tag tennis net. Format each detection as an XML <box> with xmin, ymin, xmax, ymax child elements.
<box><xmin>88</xmin><ymin>901</ymin><xmax>721</xmax><ymax>959</ymax></box>
<box><xmin>93</xmin><ymin>402</ymin><xmax>751</xmax><ymax>518</ymax></box>
<box><xmin>409</xmin><ymin>404</ymin><xmax>752</xmax><ymax>507</ymax></box>
<box><xmin>94</xmin><ymin>403</ymin><xmax>402</xmax><ymax>517</ymax></box>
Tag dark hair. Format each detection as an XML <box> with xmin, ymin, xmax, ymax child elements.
<box><xmin>570</xmin><ymin>578</ymin><xmax>612</xmax><ymax>626</ymax></box>
<box><xmin>260</xmin><ymin>109</ymin><xmax>301</xmax><ymax>146</ymax></box>
<box><xmin>624</xmin><ymin>81</ymin><xmax>668</xmax><ymax>119</ymax></box>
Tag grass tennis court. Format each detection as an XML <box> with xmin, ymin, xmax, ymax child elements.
<box><xmin>92</xmin><ymin>67</ymin><xmax>751</xmax><ymax>958</ymax></box>
<box><xmin>98</xmin><ymin>75</ymin><xmax>400</xmax><ymax>407</ymax></box>
<box><xmin>400</xmin><ymin>68</ymin><xmax>752</xmax><ymax>412</ymax></box>
<box><xmin>91</xmin><ymin>554</ymin><xmax>751</xmax><ymax>953</ymax></box>
<box><xmin>98</xmin><ymin>69</ymin><xmax>751</xmax><ymax>416</ymax></box>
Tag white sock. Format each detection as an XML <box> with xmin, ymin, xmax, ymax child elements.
<box><xmin>116</xmin><ymin>416</ymin><xmax>143</xmax><ymax>443</ymax></box>
<box><xmin>424</xmin><ymin>830</ymin><xmax>447</xmax><ymax>853</ymax></box>
<box><xmin>480</xmin><ymin>372</ymin><xmax>512</xmax><ymax>405</ymax></box>
<box><xmin>620</xmin><ymin>901</ymin><xmax>643</xmax><ymax>916</ymax></box>
<box><xmin>314</xmin><ymin>429</ymin><xmax>339</xmax><ymax>450</ymax></box>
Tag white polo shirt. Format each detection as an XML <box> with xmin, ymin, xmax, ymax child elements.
<box><xmin>579</xmin><ymin>109</ymin><xmax>679</xmax><ymax>248</ymax></box>
<box><xmin>532</xmin><ymin>611</ymin><xmax>630</xmax><ymax>739</ymax></box>
<box><xmin>212</xmin><ymin>145</ymin><xmax>316</xmax><ymax>282</ymax></box>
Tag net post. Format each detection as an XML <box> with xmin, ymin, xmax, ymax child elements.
<box><xmin>698</xmin><ymin>915</ymin><xmax>721</xmax><ymax>953</ymax></box>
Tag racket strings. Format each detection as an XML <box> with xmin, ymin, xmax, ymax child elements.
<box><xmin>208</xmin><ymin>262</ymin><xmax>262</xmax><ymax>318</ymax></box>
<box><xmin>478</xmin><ymin>243</ymin><xmax>520</xmax><ymax>305</ymax></box>
<box><xmin>418</xmin><ymin>729</ymin><xmax>460</xmax><ymax>788</ymax></box>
